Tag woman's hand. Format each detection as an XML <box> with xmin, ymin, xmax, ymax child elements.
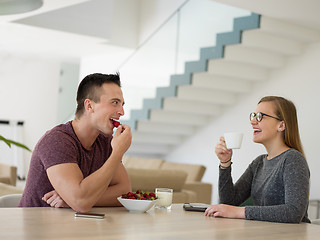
<box><xmin>215</xmin><ymin>136</ymin><xmax>233</xmax><ymax>165</ymax></box>
<box><xmin>42</xmin><ymin>190</ymin><xmax>70</xmax><ymax>208</ymax></box>
<box><xmin>204</xmin><ymin>204</ymin><xmax>245</xmax><ymax>219</ymax></box>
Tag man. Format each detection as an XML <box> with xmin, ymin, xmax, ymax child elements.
<box><xmin>19</xmin><ymin>73</ymin><xmax>132</xmax><ymax>213</ymax></box>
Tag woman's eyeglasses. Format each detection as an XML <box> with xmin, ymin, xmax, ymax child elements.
<box><xmin>250</xmin><ymin>112</ymin><xmax>282</xmax><ymax>122</ymax></box>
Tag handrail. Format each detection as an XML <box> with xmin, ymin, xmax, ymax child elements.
<box><xmin>116</xmin><ymin>0</ymin><xmax>251</xmax><ymax>124</ymax></box>
<box><xmin>116</xmin><ymin>0</ymin><xmax>190</xmax><ymax>71</ymax></box>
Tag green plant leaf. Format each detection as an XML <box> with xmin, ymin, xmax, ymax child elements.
<box><xmin>0</xmin><ymin>135</ymin><xmax>11</xmax><ymax>147</ymax></box>
<box><xmin>0</xmin><ymin>135</ymin><xmax>31</xmax><ymax>152</ymax></box>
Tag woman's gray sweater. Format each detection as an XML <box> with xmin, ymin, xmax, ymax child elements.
<box><xmin>219</xmin><ymin>148</ymin><xmax>310</xmax><ymax>223</ymax></box>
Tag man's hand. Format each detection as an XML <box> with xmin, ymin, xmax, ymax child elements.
<box><xmin>111</xmin><ymin>124</ymin><xmax>132</xmax><ymax>156</ymax></box>
<box><xmin>204</xmin><ymin>204</ymin><xmax>245</xmax><ymax>219</ymax></box>
<box><xmin>42</xmin><ymin>190</ymin><xmax>70</xmax><ymax>208</ymax></box>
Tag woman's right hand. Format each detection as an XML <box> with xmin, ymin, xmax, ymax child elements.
<box><xmin>215</xmin><ymin>136</ymin><xmax>233</xmax><ymax>164</ymax></box>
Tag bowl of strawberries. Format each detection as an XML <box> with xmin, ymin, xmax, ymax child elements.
<box><xmin>117</xmin><ymin>190</ymin><xmax>157</xmax><ymax>213</ymax></box>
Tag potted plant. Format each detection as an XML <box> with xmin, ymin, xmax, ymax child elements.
<box><xmin>0</xmin><ymin>135</ymin><xmax>31</xmax><ymax>151</ymax></box>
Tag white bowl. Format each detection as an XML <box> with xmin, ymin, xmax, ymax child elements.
<box><xmin>117</xmin><ymin>197</ymin><xmax>157</xmax><ymax>213</ymax></box>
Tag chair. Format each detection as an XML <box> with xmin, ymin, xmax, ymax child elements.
<box><xmin>0</xmin><ymin>193</ymin><xmax>22</xmax><ymax>207</ymax></box>
<box><xmin>240</xmin><ymin>197</ymin><xmax>254</xmax><ymax>206</ymax></box>
<box><xmin>311</xmin><ymin>219</ymin><xmax>320</xmax><ymax>225</ymax></box>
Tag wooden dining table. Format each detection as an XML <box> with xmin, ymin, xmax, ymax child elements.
<box><xmin>0</xmin><ymin>204</ymin><xmax>319</xmax><ymax>240</ymax></box>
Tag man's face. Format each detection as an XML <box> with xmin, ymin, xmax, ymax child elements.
<box><xmin>90</xmin><ymin>83</ymin><xmax>125</xmax><ymax>135</ymax></box>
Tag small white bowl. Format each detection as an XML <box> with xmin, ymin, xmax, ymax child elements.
<box><xmin>117</xmin><ymin>197</ymin><xmax>157</xmax><ymax>213</ymax></box>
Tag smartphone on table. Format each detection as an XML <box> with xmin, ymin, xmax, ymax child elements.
<box><xmin>74</xmin><ymin>212</ymin><xmax>105</xmax><ymax>219</ymax></box>
<box><xmin>183</xmin><ymin>203</ymin><xmax>210</xmax><ymax>212</ymax></box>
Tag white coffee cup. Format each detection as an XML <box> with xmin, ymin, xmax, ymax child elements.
<box><xmin>224</xmin><ymin>132</ymin><xmax>244</xmax><ymax>149</ymax></box>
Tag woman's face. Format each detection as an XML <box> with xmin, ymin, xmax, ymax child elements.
<box><xmin>251</xmin><ymin>101</ymin><xmax>282</xmax><ymax>145</ymax></box>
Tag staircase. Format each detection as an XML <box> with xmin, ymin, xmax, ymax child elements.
<box><xmin>122</xmin><ymin>14</ymin><xmax>320</xmax><ymax>157</ymax></box>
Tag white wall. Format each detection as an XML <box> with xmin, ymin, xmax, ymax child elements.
<box><xmin>0</xmin><ymin>0</ymin><xmax>189</xmax><ymax>176</ymax></box>
<box><xmin>80</xmin><ymin>0</ymin><xmax>187</xmax><ymax>77</ymax></box>
<box><xmin>166</xmin><ymin>42</ymin><xmax>320</xmax><ymax>204</ymax></box>
<box><xmin>80</xmin><ymin>0</ymin><xmax>188</xmax><ymax>120</ymax></box>
<box><xmin>0</xmin><ymin>53</ymin><xmax>61</xmax><ymax>173</ymax></box>
<box><xmin>139</xmin><ymin>0</ymin><xmax>186</xmax><ymax>44</ymax></box>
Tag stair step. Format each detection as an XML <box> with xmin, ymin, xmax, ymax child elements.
<box><xmin>260</xmin><ymin>16</ymin><xmax>320</xmax><ymax>43</ymax></box>
<box><xmin>127</xmin><ymin>142</ymin><xmax>171</xmax><ymax>155</ymax></box>
<box><xmin>136</xmin><ymin>120</ymin><xmax>195</xmax><ymax>136</ymax></box>
<box><xmin>163</xmin><ymin>98</ymin><xmax>221</xmax><ymax>116</ymax></box>
<box><xmin>207</xmin><ymin>59</ymin><xmax>269</xmax><ymax>81</ymax></box>
<box><xmin>149</xmin><ymin>110</ymin><xmax>210</xmax><ymax>126</ymax></box>
<box><xmin>132</xmin><ymin>132</ymin><xmax>183</xmax><ymax>145</ymax></box>
<box><xmin>224</xmin><ymin>44</ymin><xmax>286</xmax><ymax>69</ymax></box>
<box><xmin>177</xmin><ymin>85</ymin><xmax>237</xmax><ymax>104</ymax></box>
<box><xmin>124</xmin><ymin>14</ymin><xmax>319</xmax><ymax>157</ymax></box>
<box><xmin>192</xmin><ymin>73</ymin><xmax>252</xmax><ymax>93</ymax></box>
<box><xmin>242</xmin><ymin>30</ymin><xmax>304</xmax><ymax>56</ymax></box>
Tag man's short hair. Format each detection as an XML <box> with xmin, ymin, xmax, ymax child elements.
<box><xmin>75</xmin><ymin>73</ymin><xmax>121</xmax><ymax>118</ymax></box>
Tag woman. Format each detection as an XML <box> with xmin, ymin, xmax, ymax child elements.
<box><xmin>204</xmin><ymin>96</ymin><xmax>310</xmax><ymax>223</ymax></box>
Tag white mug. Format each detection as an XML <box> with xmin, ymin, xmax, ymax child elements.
<box><xmin>224</xmin><ymin>132</ymin><xmax>243</xmax><ymax>149</ymax></box>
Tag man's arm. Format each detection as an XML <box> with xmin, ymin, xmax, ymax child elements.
<box><xmin>94</xmin><ymin>163</ymin><xmax>131</xmax><ymax>207</ymax></box>
<box><xmin>46</xmin><ymin>155</ymin><xmax>120</xmax><ymax>212</ymax></box>
<box><xmin>44</xmin><ymin>163</ymin><xmax>131</xmax><ymax>208</ymax></box>
<box><xmin>46</xmin><ymin>125</ymin><xmax>131</xmax><ymax>213</ymax></box>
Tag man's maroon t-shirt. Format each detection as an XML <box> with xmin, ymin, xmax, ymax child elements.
<box><xmin>19</xmin><ymin>121</ymin><xmax>113</xmax><ymax>207</ymax></box>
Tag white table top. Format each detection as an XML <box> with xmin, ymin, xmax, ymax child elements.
<box><xmin>0</xmin><ymin>204</ymin><xmax>319</xmax><ymax>240</ymax></box>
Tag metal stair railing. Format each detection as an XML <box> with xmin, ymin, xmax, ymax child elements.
<box><xmin>119</xmin><ymin>1</ymin><xmax>259</xmax><ymax>129</ymax></box>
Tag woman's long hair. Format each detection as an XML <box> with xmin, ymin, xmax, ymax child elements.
<box><xmin>259</xmin><ymin>96</ymin><xmax>305</xmax><ymax>157</ymax></box>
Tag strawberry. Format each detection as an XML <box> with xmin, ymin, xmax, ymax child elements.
<box><xmin>112</xmin><ymin>120</ymin><xmax>120</xmax><ymax>128</ymax></box>
<box><xmin>121</xmin><ymin>193</ymin><xmax>128</xmax><ymax>198</ymax></box>
<box><xmin>121</xmin><ymin>190</ymin><xmax>157</xmax><ymax>200</ymax></box>
<box><xmin>149</xmin><ymin>192</ymin><xmax>155</xmax><ymax>197</ymax></box>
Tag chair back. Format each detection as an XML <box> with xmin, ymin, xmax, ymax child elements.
<box><xmin>0</xmin><ymin>193</ymin><xmax>22</xmax><ymax>207</ymax></box>
<box><xmin>312</xmin><ymin>219</ymin><xmax>320</xmax><ymax>225</ymax></box>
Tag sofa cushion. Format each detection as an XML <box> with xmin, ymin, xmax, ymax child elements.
<box><xmin>160</xmin><ymin>162</ymin><xmax>206</xmax><ymax>182</ymax></box>
<box><xmin>183</xmin><ymin>182</ymin><xmax>212</xmax><ymax>204</ymax></box>
<box><xmin>122</xmin><ymin>156</ymin><xmax>164</xmax><ymax>169</ymax></box>
<box><xmin>126</xmin><ymin>168</ymin><xmax>187</xmax><ymax>192</ymax></box>
<box><xmin>173</xmin><ymin>190</ymin><xmax>197</xmax><ymax>203</ymax></box>
<box><xmin>0</xmin><ymin>177</ymin><xmax>11</xmax><ymax>185</ymax></box>
<box><xmin>0</xmin><ymin>163</ymin><xmax>17</xmax><ymax>186</ymax></box>
<box><xmin>0</xmin><ymin>183</ymin><xmax>23</xmax><ymax>197</ymax></box>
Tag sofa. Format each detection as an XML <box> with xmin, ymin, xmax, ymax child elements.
<box><xmin>0</xmin><ymin>182</ymin><xmax>23</xmax><ymax>197</ymax></box>
<box><xmin>122</xmin><ymin>156</ymin><xmax>212</xmax><ymax>204</ymax></box>
<box><xmin>0</xmin><ymin>163</ymin><xmax>17</xmax><ymax>186</ymax></box>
